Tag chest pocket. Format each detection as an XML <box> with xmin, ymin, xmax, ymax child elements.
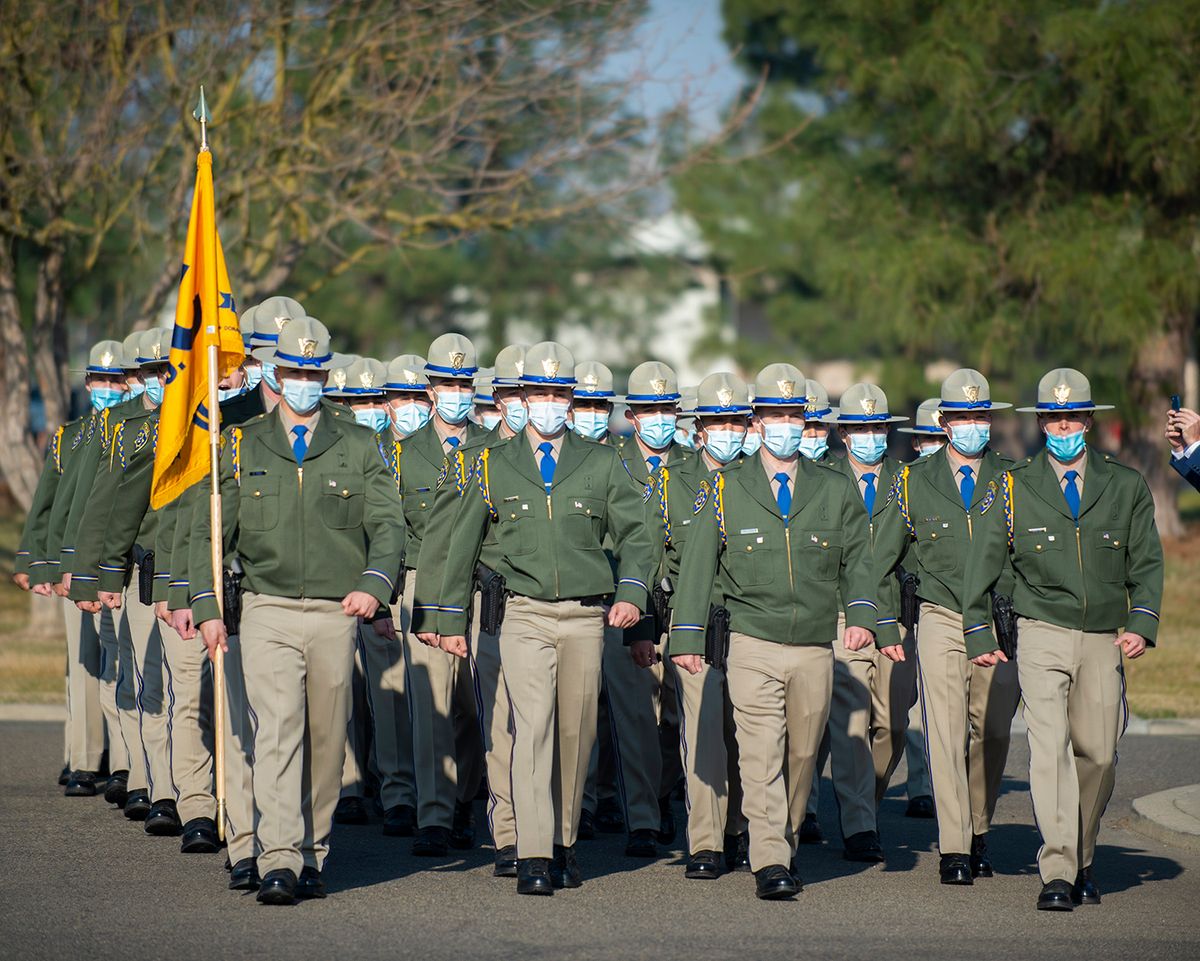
<box><xmin>796</xmin><ymin>529</ymin><xmax>841</xmax><ymax>582</ymax></box>
<box><xmin>321</xmin><ymin>473</ymin><xmax>364</xmax><ymax>529</ymax></box>
<box><xmin>1093</xmin><ymin>528</ymin><xmax>1128</xmax><ymax>584</ymax></box>
<box><xmin>240</xmin><ymin>475</ymin><xmax>280</xmax><ymax>532</ymax></box>
<box><xmin>497</xmin><ymin>500</ymin><xmax>538</xmax><ymax>556</ymax></box>
<box><xmin>725</xmin><ymin>532</ymin><xmax>776</xmax><ymax>587</ymax></box>
<box><xmin>1013</xmin><ymin>531</ymin><xmax>1066</xmax><ymax>587</ymax></box>
<box><xmin>561</xmin><ymin>496</ymin><xmax>606</xmax><ymax>550</ymax></box>
<box><xmin>915</xmin><ymin>519</ymin><xmax>959</xmax><ymax>573</ymax></box>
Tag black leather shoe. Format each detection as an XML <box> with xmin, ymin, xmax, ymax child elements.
<box><xmin>724</xmin><ymin>832</ymin><xmax>751</xmax><ymax>872</ymax></box>
<box><xmin>181</xmin><ymin>817</ymin><xmax>220</xmax><ymax>853</ymax></box>
<box><xmin>296</xmin><ymin>866</ymin><xmax>326</xmax><ymax>900</ymax></box>
<box><xmin>104</xmin><ymin>770</ymin><xmax>129</xmax><ymax>806</ymax></box>
<box><xmin>123</xmin><ymin>789</ymin><xmax>152</xmax><ymax>821</ymax></box>
<box><xmin>58</xmin><ymin>765</ymin><xmax>71</xmax><ymax>787</ymax></box>
<box><xmin>1037</xmin><ymin>879</ymin><xmax>1075</xmax><ymax>912</ymax></box>
<box><xmin>970</xmin><ymin>834</ymin><xmax>993</xmax><ymax>878</ymax></box>
<box><xmin>412</xmin><ymin>825</ymin><xmax>450</xmax><ymax>857</ymax></box>
<box><xmin>494</xmin><ymin>845</ymin><xmax>519</xmax><ymax>878</ymax></box>
<box><xmin>685</xmin><ymin>850</ymin><xmax>723</xmax><ymax>880</ymax></box>
<box><xmin>754</xmin><ymin>864</ymin><xmax>800</xmax><ymax>900</ymax></box>
<box><xmin>594</xmin><ymin>797</ymin><xmax>624</xmax><ymax>834</ymax></box>
<box><xmin>905</xmin><ymin>795</ymin><xmax>935</xmax><ymax>819</ymax></box>
<box><xmin>551</xmin><ymin>845</ymin><xmax>583</xmax><ymax>889</ymax></box>
<box><xmin>333</xmin><ymin>796</ymin><xmax>369</xmax><ymax>825</ymax></box>
<box><xmin>625</xmin><ymin>828</ymin><xmax>658</xmax><ymax>858</ymax></box>
<box><xmin>577</xmin><ymin>809</ymin><xmax>596</xmax><ymax>841</ymax></box>
<box><xmin>64</xmin><ymin>770</ymin><xmax>99</xmax><ymax>797</ymax></box>
<box><xmin>939</xmin><ymin>853</ymin><xmax>973</xmax><ymax>885</ymax></box>
<box><xmin>1072</xmin><ymin>867</ymin><xmax>1101</xmax><ymax>905</ymax></box>
<box><xmin>844</xmin><ymin>830</ymin><xmax>885</xmax><ymax>863</ymax></box>
<box><xmin>449</xmin><ymin>800</ymin><xmax>475</xmax><ymax>850</ymax></box>
<box><xmin>516</xmin><ymin>858</ymin><xmax>555</xmax><ymax>896</ymax></box>
<box><xmin>797</xmin><ymin>813</ymin><xmax>823</xmax><ymax>845</ymax></box>
<box><xmin>657</xmin><ymin>796</ymin><xmax>676</xmax><ymax>846</ymax></box>
<box><xmin>256</xmin><ymin>869</ymin><xmax>298</xmax><ymax>906</ymax></box>
<box><xmin>144</xmin><ymin>799</ymin><xmax>183</xmax><ymax>836</ymax></box>
<box><xmin>382</xmin><ymin>804</ymin><xmax>416</xmax><ymax>837</ymax></box>
<box><xmin>229</xmin><ymin>858</ymin><xmax>260</xmax><ymax>891</ymax></box>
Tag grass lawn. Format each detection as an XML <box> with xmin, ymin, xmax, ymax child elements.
<box><xmin>1</xmin><ymin>495</ymin><xmax>1199</xmax><ymax>715</ymax></box>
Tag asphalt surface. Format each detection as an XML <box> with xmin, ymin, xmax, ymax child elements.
<box><xmin>1</xmin><ymin>720</ymin><xmax>1197</xmax><ymax>961</ymax></box>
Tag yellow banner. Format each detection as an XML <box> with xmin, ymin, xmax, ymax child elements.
<box><xmin>150</xmin><ymin>150</ymin><xmax>244</xmax><ymax>509</ymax></box>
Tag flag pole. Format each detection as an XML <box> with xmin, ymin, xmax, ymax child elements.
<box><xmin>195</xmin><ymin>85</ymin><xmax>227</xmax><ymax>843</ymax></box>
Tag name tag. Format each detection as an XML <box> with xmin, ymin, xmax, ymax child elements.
<box><xmin>1028</xmin><ymin>527</ymin><xmax>1047</xmax><ymax>533</ymax></box>
<box><xmin>503</xmin><ymin>495</ymin><xmax>519</xmax><ymax>502</ymax></box>
<box><xmin>740</xmin><ymin>528</ymin><xmax>759</xmax><ymax>535</ymax></box>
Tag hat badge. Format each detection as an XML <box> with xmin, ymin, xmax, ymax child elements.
<box><xmin>332</xmin><ymin>369</ymin><xmax>347</xmax><ymax>389</ymax></box>
<box><xmin>861</xmin><ymin>397</ymin><xmax>878</xmax><ymax>416</ymax></box>
<box><xmin>542</xmin><ymin>357</ymin><xmax>560</xmax><ymax>378</ymax></box>
<box><xmin>360</xmin><ymin>370</ymin><xmax>375</xmax><ymax>389</ymax></box>
<box><xmin>100</xmin><ymin>350</ymin><xmax>114</xmax><ymax>368</ymax></box>
<box><xmin>403</xmin><ymin>368</ymin><xmax>418</xmax><ymax>386</ymax></box>
<box><xmin>151</xmin><ymin>342</ymin><xmax>162</xmax><ymax>361</ymax></box>
<box><xmin>450</xmin><ymin>351</ymin><xmax>466</xmax><ymax>372</ymax></box>
<box><xmin>584</xmin><ymin>373</ymin><xmax>598</xmax><ymax>389</ymax></box>
<box><xmin>1053</xmin><ymin>384</ymin><xmax>1071</xmax><ymax>406</ymax></box>
<box><xmin>963</xmin><ymin>384</ymin><xmax>980</xmax><ymax>404</ymax></box>
<box><xmin>274</xmin><ymin>315</ymin><xmax>290</xmax><ymax>332</ymax></box>
<box><xmin>778</xmin><ymin>380</ymin><xmax>794</xmax><ymax>400</ymax></box>
<box><xmin>515</xmin><ymin>360</ymin><xmax>525</xmax><ymax>377</ymax></box>
<box><xmin>299</xmin><ymin>338</ymin><xmax>317</xmax><ymax>360</ymax></box>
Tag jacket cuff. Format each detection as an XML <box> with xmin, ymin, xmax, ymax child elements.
<box><xmin>410</xmin><ymin>601</ymin><xmax>439</xmax><ymax>635</ymax></box>
<box><xmin>1126</xmin><ymin>607</ymin><xmax>1160</xmax><ymax>645</ymax></box>
<box><xmin>843</xmin><ymin>597</ymin><xmax>878</xmax><ymax>633</ymax></box>
<box><xmin>439</xmin><ymin>605</ymin><xmax>469</xmax><ymax>636</ymax></box>
<box><xmin>963</xmin><ymin>622</ymin><xmax>998</xmax><ymax>659</ymax></box>
<box><xmin>667</xmin><ymin>623</ymin><xmax>705</xmax><ymax>657</ymax></box>
<box><xmin>14</xmin><ymin>551</ymin><xmax>30</xmax><ymax>576</ymax></box>
<box><xmin>67</xmin><ymin>574</ymin><xmax>100</xmax><ymax>602</ymax></box>
<box><xmin>167</xmin><ymin>580</ymin><xmax>190</xmax><ymax>612</ymax></box>
<box><xmin>613</xmin><ymin>577</ymin><xmax>649</xmax><ymax>611</ymax></box>
<box><xmin>873</xmin><ymin>618</ymin><xmax>902</xmax><ymax>649</ymax></box>
<box><xmin>151</xmin><ymin>573</ymin><xmax>170</xmax><ymax>604</ymax></box>
<box><xmin>192</xmin><ymin>593</ymin><xmax>221</xmax><ymax>625</ymax></box>
<box><xmin>355</xmin><ymin>568</ymin><xmax>397</xmax><ymax>607</ymax></box>
<box><xmin>97</xmin><ymin>565</ymin><xmax>128</xmax><ymax>594</ymax></box>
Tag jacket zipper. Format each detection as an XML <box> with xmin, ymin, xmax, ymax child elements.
<box><xmin>547</xmin><ymin>493</ymin><xmax>559</xmax><ymax>597</ymax></box>
<box><xmin>784</xmin><ymin>525</ymin><xmax>795</xmax><ymax>639</ymax></box>
<box><xmin>298</xmin><ymin>466</ymin><xmax>304</xmax><ymax>597</ymax></box>
<box><xmin>1076</xmin><ymin>524</ymin><xmax>1086</xmax><ymax>626</ymax></box>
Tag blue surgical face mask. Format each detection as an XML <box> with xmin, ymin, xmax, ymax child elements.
<box><xmin>244</xmin><ymin>365</ymin><xmax>263</xmax><ymax>390</ymax></box>
<box><xmin>848</xmin><ymin>432</ymin><xmax>888</xmax><ymax>465</ymax></box>
<box><xmin>126</xmin><ymin>382</ymin><xmax>145</xmax><ymax>401</ymax></box>
<box><xmin>674</xmin><ymin>426</ymin><xmax>696</xmax><ymax>450</ymax></box>
<box><xmin>143</xmin><ymin>376</ymin><xmax>164</xmax><ymax>407</ymax></box>
<box><xmin>390</xmin><ymin>401</ymin><xmax>432</xmax><ymax>437</ymax></box>
<box><xmin>480</xmin><ymin>410</ymin><xmax>502</xmax><ymax>431</ymax></box>
<box><xmin>572</xmin><ymin>410</ymin><xmax>609</xmax><ymax>441</ymax></box>
<box><xmin>90</xmin><ymin>387</ymin><xmax>125</xmax><ymax>412</ymax></box>
<box><xmin>528</xmin><ymin>400</ymin><xmax>570</xmax><ymax>436</ymax></box>
<box><xmin>218</xmin><ymin>385</ymin><xmax>245</xmax><ymax>403</ymax></box>
<box><xmin>281</xmin><ymin>378</ymin><xmax>323</xmax><ymax>415</ymax></box>
<box><xmin>918</xmin><ymin>440</ymin><xmax>945</xmax><ymax>458</ymax></box>
<box><xmin>762</xmin><ymin>422</ymin><xmax>804</xmax><ymax>458</ymax></box>
<box><xmin>1045</xmin><ymin>429</ymin><xmax>1086</xmax><ymax>462</ymax></box>
<box><xmin>434</xmin><ymin>388</ymin><xmax>473</xmax><ymax>425</ymax></box>
<box><xmin>502</xmin><ymin>398</ymin><xmax>529</xmax><ymax>434</ymax></box>
<box><xmin>634</xmin><ymin>412</ymin><xmax>677</xmax><ymax>450</ymax></box>
<box><xmin>355</xmin><ymin>408</ymin><xmax>390</xmax><ymax>434</ymax></box>
<box><xmin>949</xmin><ymin>422</ymin><xmax>990</xmax><ymax>457</ymax></box>
<box><xmin>704</xmin><ymin>429</ymin><xmax>745</xmax><ymax>464</ymax></box>
<box><xmin>261</xmin><ymin>363</ymin><xmax>280</xmax><ymax>392</ymax></box>
<box><xmin>741</xmin><ymin>430</ymin><xmax>762</xmax><ymax>457</ymax></box>
<box><xmin>798</xmin><ymin>435</ymin><xmax>828</xmax><ymax>461</ymax></box>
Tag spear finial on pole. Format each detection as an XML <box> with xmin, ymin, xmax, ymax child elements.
<box><xmin>193</xmin><ymin>85</ymin><xmax>211</xmax><ymax>151</ymax></box>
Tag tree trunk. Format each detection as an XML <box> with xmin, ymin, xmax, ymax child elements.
<box><xmin>0</xmin><ymin>237</ymin><xmax>42</xmax><ymax>511</ymax></box>
<box><xmin>1126</xmin><ymin>312</ymin><xmax>1194</xmax><ymax>539</ymax></box>
<box><xmin>32</xmin><ymin>246</ymin><xmax>69</xmax><ymax>431</ymax></box>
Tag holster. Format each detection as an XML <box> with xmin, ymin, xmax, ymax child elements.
<box><xmin>133</xmin><ymin>545</ymin><xmax>155</xmax><ymax>606</ymax></box>
<box><xmin>991</xmin><ymin>591</ymin><xmax>1018</xmax><ymax>660</ymax></box>
<box><xmin>223</xmin><ymin>568</ymin><xmax>244</xmax><ymax>636</ymax></box>
<box><xmin>475</xmin><ymin>563</ymin><xmax>508</xmax><ymax>636</ymax></box>
<box><xmin>650</xmin><ymin>583</ymin><xmax>672</xmax><ymax>640</ymax></box>
<box><xmin>897</xmin><ymin>566</ymin><xmax>920</xmax><ymax>632</ymax></box>
<box><xmin>704</xmin><ymin>604</ymin><xmax>731</xmax><ymax>670</ymax></box>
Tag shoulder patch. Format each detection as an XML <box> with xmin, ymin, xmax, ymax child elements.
<box><xmin>884</xmin><ymin>474</ymin><xmax>898</xmax><ymax>508</ymax></box>
<box><xmin>71</xmin><ymin>429</ymin><xmax>83</xmax><ymax>450</ymax></box>
<box><xmin>133</xmin><ymin>421</ymin><xmax>152</xmax><ymax>453</ymax></box>
<box><xmin>436</xmin><ymin>460</ymin><xmax>449</xmax><ymax>490</ymax></box>
<box><xmin>979</xmin><ymin>480</ymin><xmax>998</xmax><ymax>514</ymax></box>
<box><xmin>693</xmin><ymin>480</ymin><xmax>710</xmax><ymax>514</ymax></box>
<box><xmin>642</xmin><ymin>480</ymin><xmax>654</xmax><ymax>503</ymax></box>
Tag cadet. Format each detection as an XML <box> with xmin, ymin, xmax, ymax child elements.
<box><xmin>193</xmin><ymin>317</ymin><xmax>406</xmax><ymax>905</ymax></box>
<box><xmin>872</xmin><ymin>370</ymin><xmax>1021</xmax><ymax>885</ymax></box>
<box><xmin>960</xmin><ymin>368</ymin><xmax>1162</xmax><ymax>912</ymax></box>
<box><xmin>473</xmin><ymin>370</ymin><xmax>501</xmax><ymax>431</ymax></box>
<box><xmin>435</xmin><ymin>341</ymin><xmax>656</xmax><ymax>896</ymax></box>
<box><xmin>654</xmin><ymin>371</ymin><xmax>751</xmax><ymax>878</ymax></box>
<box><xmin>240</xmin><ymin>296</ymin><xmax>305</xmax><ymax>406</ymax></box>
<box><xmin>669</xmin><ymin>364</ymin><xmax>879</xmax><ymax>900</ymax></box>
<box><xmin>609</xmin><ymin>360</ymin><xmax>687</xmax><ymax>858</ymax></box>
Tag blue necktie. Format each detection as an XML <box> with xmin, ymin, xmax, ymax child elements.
<box><xmin>292</xmin><ymin>425</ymin><xmax>309</xmax><ymax>465</ymax></box>
<box><xmin>1063</xmin><ymin>470</ymin><xmax>1081</xmax><ymax>520</ymax></box>
<box><xmin>647</xmin><ymin>455</ymin><xmax>662</xmax><ymax>473</ymax></box>
<box><xmin>862</xmin><ymin>472</ymin><xmax>877</xmax><ymax>515</ymax></box>
<box><xmin>446</xmin><ymin>436</ymin><xmax>460</xmax><ymax>450</ymax></box>
<box><xmin>958</xmin><ymin>465</ymin><xmax>975</xmax><ymax>511</ymax></box>
<box><xmin>538</xmin><ymin>442</ymin><xmax>556</xmax><ymax>492</ymax></box>
<box><xmin>774</xmin><ymin>473</ymin><xmax>792</xmax><ymax>519</ymax></box>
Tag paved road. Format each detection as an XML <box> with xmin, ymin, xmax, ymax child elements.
<box><xmin>1</xmin><ymin>720</ymin><xmax>1197</xmax><ymax>961</ymax></box>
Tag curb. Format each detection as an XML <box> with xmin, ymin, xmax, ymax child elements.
<box><xmin>1130</xmin><ymin>785</ymin><xmax>1200</xmax><ymax>852</ymax></box>
<box><xmin>0</xmin><ymin>704</ymin><xmax>67</xmax><ymax>722</ymax></box>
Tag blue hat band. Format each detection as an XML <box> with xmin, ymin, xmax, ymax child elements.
<box><xmin>910</xmin><ymin>425</ymin><xmax>943</xmax><ymax>433</ymax></box>
<box><xmin>135</xmin><ymin>356</ymin><xmax>169</xmax><ymax>365</ymax></box>
<box><xmin>752</xmin><ymin>396</ymin><xmax>809</xmax><ymax>406</ymax></box>
<box><xmin>491</xmin><ymin>377</ymin><xmax>522</xmax><ymax>387</ymax></box>
<box><xmin>805</xmin><ymin>406</ymin><xmax>832</xmax><ymax>418</ymax></box>
<box><xmin>275</xmin><ymin>350</ymin><xmax>332</xmax><ymax>367</ymax></box>
<box><xmin>626</xmin><ymin>392</ymin><xmax>681</xmax><ymax>403</ymax></box>
<box><xmin>382</xmin><ymin>382</ymin><xmax>427</xmax><ymax>391</ymax></box>
<box><xmin>939</xmin><ymin>399</ymin><xmax>992</xmax><ymax>409</ymax></box>
<box><xmin>1036</xmin><ymin>400</ymin><xmax>1094</xmax><ymax>410</ymax></box>
<box><xmin>86</xmin><ymin>365</ymin><xmax>127</xmax><ymax>375</ymax></box>
<box><xmin>252</xmin><ymin>332</ymin><xmax>280</xmax><ymax>345</ymax></box>
<box><xmin>521</xmin><ymin>374</ymin><xmax>577</xmax><ymax>386</ymax></box>
<box><xmin>426</xmin><ymin>362</ymin><xmax>478</xmax><ymax>377</ymax></box>
<box><xmin>333</xmin><ymin>387</ymin><xmax>384</xmax><ymax>395</ymax></box>
<box><xmin>836</xmin><ymin>413</ymin><xmax>892</xmax><ymax>422</ymax></box>
<box><xmin>574</xmin><ymin>389</ymin><xmax>615</xmax><ymax>398</ymax></box>
<box><xmin>695</xmin><ymin>404</ymin><xmax>751</xmax><ymax>414</ymax></box>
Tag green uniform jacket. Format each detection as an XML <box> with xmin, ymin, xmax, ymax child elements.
<box><xmin>960</xmin><ymin>447</ymin><xmax>1164</xmax><ymax>658</ymax></box>
<box><xmin>188</xmin><ymin>400</ymin><xmax>407</xmax><ymax>626</ymax></box>
<box><xmin>871</xmin><ymin>446</ymin><xmax>1014</xmax><ymax>645</ymax></box>
<box><xmin>16</xmin><ymin>419</ymin><xmax>83</xmax><ymax>578</ymax></box>
<box><xmin>668</xmin><ymin>452</ymin><xmax>878</xmax><ymax>656</ymax></box>
<box><xmin>435</xmin><ymin>428</ymin><xmax>657</xmax><ymax>636</ymax></box>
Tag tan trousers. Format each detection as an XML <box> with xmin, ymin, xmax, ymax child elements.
<box><xmin>1017</xmin><ymin>618</ymin><xmax>1124</xmax><ymax>883</ymax></box>
<box><xmin>402</xmin><ymin>569</ymin><xmax>483</xmax><ymax>829</ymax></box>
<box><xmin>905</xmin><ymin>682</ymin><xmax>932</xmax><ymax>798</ymax></box>
<box><xmin>340</xmin><ymin>638</ymin><xmax>374</xmax><ymax>798</ymax></box>
<box><xmin>95</xmin><ymin>606</ymin><xmax>131</xmax><ymax>774</ymax></box>
<box><xmin>241</xmin><ymin>593</ymin><xmax>357</xmax><ymax>876</ymax></box>
<box><xmin>582</xmin><ymin>692</ymin><xmax>616</xmax><ymax>814</ymax></box>
<box><xmin>120</xmin><ymin>586</ymin><xmax>174</xmax><ymax>802</ymax></box>
<box><xmin>61</xmin><ymin>597</ymin><xmax>105</xmax><ymax>772</ymax></box>
<box><xmin>500</xmin><ymin>595</ymin><xmax>605</xmax><ymax>859</ymax></box>
<box><xmin>603</xmin><ymin>628</ymin><xmax>682</xmax><ymax>832</ymax></box>
<box><xmin>671</xmin><ymin>659</ymin><xmax>746</xmax><ymax>853</ymax></box>
<box><xmin>726</xmin><ymin>633</ymin><xmax>833</xmax><ymax>872</ymax></box>
<box><xmin>160</xmin><ymin>606</ymin><xmax>214</xmax><ymax>823</ymax></box>
<box><xmin>221</xmin><ymin>630</ymin><xmax>259</xmax><ymax>864</ymax></box>
<box><xmin>828</xmin><ymin>615</ymin><xmax>917</xmax><ymax>837</ymax></box>
<box><xmin>471</xmin><ymin>622</ymin><xmax>516</xmax><ymax>849</ymax></box>
<box><xmin>356</xmin><ymin>601</ymin><xmax>416</xmax><ymax>810</ymax></box>
<box><xmin>916</xmin><ymin>603</ymin><xmax>1020</xmax><ymax>855</ymax></box>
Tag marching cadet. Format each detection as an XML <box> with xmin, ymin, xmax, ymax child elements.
<box><xmin>652</xmin><ymin>371</ymin><xmax>750</xmax><ymax>878</ymax></box>
<box><xmin>413</xmin><ymin>344</ymin><xmax>529</xmax><ymax>877</ymax></box>
<box><xmin>872</xmin><ymin>370</ymin><xmax>1021</xmax><ymax>885</ymax></box>
<box><xmin>960</xmin><ymin>368</ymin><xmax>1163</xmax><ymax>912</ymax></box>
<box><xmin>669</xmin><ymin>363</ymin><xmax>879</xmax><ymax>900</ymax></box>
<box><xmin>435</xmin><ymin>341</ymin><xmax>656</xmax><ymax>896</ymax></box>
<box><xmin>609</xmin><ymin>361</ymin><xmax>687</xmax><ymax>859</ymax></box>
<box><xmin>193</xmin><ymin>317</ymin><xmax>406</xmax><ymax>906</ymax></box>
<box><xmin>472</xmin><ymin>369</ymin><xmax>501</xmax><ymax>431</ymax></box>
<box><xmin>240</xmin><ymin>296</ymin><xmax>305</xmax><ymax>403</ymax></box>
